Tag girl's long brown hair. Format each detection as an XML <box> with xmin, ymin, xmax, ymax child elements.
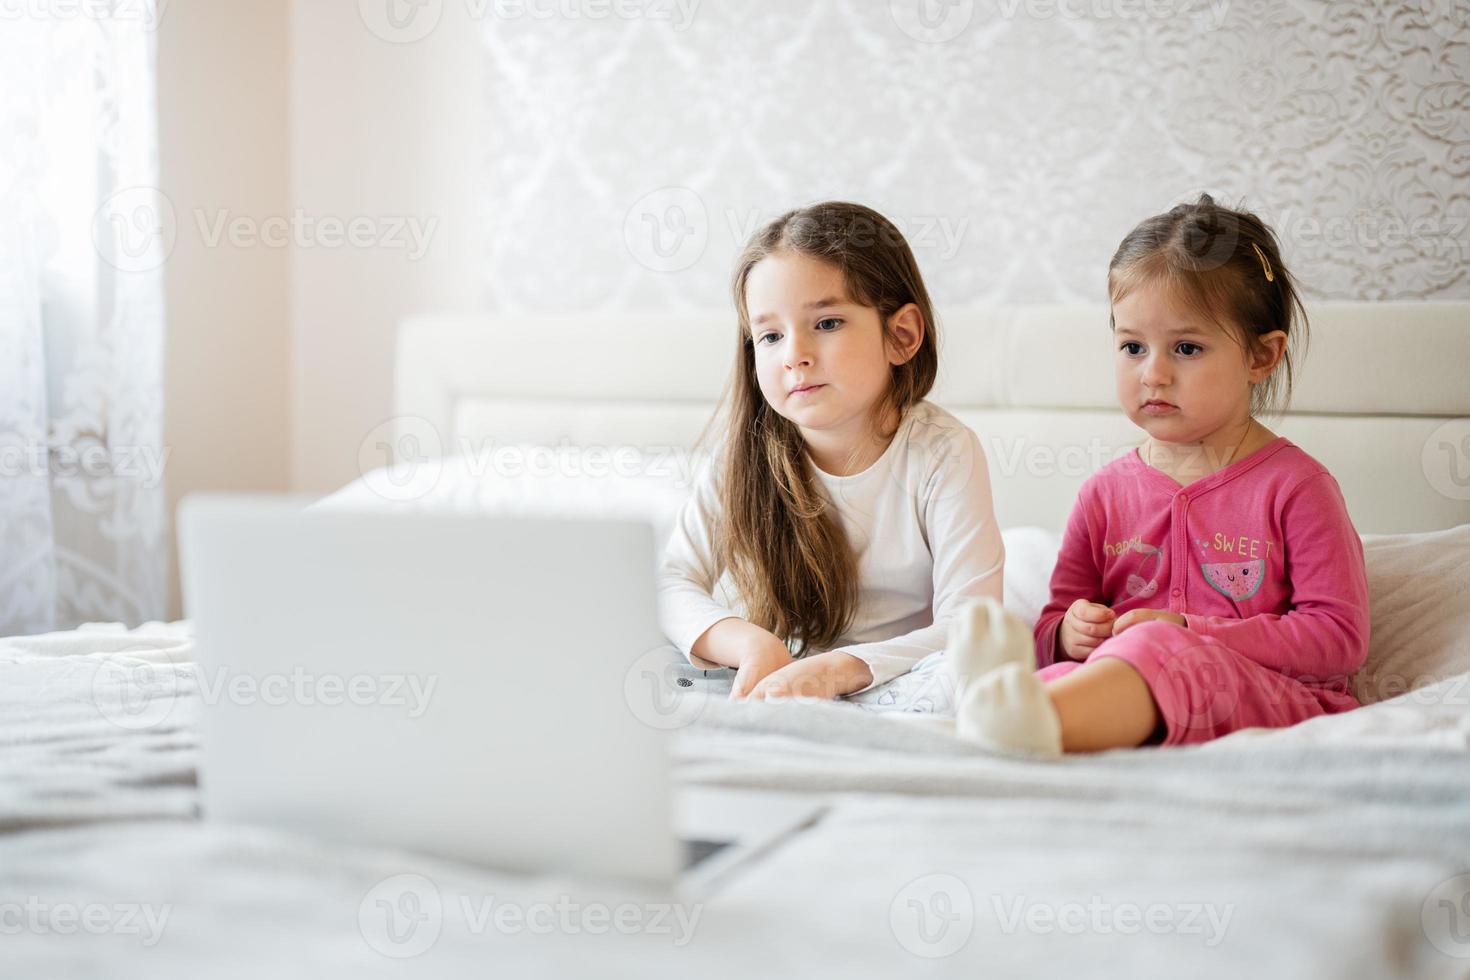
<box><xmin>707</xmin><ymin>202</ymin><xmax>939</xmax><ymax>656</ymax></box>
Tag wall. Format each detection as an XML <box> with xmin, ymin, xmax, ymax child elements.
<box><xmin>173</xmin><ymin>0</ymin><xmax>1468</xmax><ymax>513</ymax></box>
<box><xmin>158</xmin><ymin>0</ymin><xmax>290</xmax><ymax>618</ymax></box>
<box><xmin>288</xmin><ymin>0</ymin><xmax>487</xmax><ymax>494</ymax></box>
<box><xmin>157</xmin><ymin>0</ymin><xmax>487</xmax><ymax>616</ymax></box>
<box><xmin>480</xmin><ymin>0</ymin><xmax>1469</xmax><ymax>317</ymax></box>
<box><xmin>289</xmin><ymin>0</ymin><xmax>1467</xmax><ymax>496</ymax></box>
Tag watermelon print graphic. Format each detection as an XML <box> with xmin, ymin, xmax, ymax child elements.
<box><xmin>1201</xmin><ymin>559</ymin><xmax>1265</xmax><ymax>600</ymax></box>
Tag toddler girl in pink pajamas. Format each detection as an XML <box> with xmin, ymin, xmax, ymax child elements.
<box><xmin>948</xmin><ymin>194</ymin><xmax>1370</xmax><ymax>756</ymax></box>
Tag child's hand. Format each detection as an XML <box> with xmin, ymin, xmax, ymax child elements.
<box><xmin>1060</xmin><ymin>599</ymin><xmax>1116</xmax><ymax>660</ymax></box>
<box><xmin>729</xmin><ymin>639</ymin><xmax>794</xmax><ymax>700</ymax></box>
<box><xmin>744</xmin><ymin>651</ymin><xmax>874</xmax><ymax>702</ymax></box>
<box><xmin>1112</xmin><ymin>608</ymin><xmax>1187</xmax><ymax>636</ymax></box>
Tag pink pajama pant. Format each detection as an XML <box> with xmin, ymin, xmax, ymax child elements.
<box><xmin>1035</xmin><ymin>620</ymin><xmax>1359</xmax><ymax>747</ymax></box>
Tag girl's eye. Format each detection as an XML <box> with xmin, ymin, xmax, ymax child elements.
<box><xmin>815</xmin><ymin>317</ymin><xmax>842</xmax><ymax>331</ymax></box>
<box><xmin>1175</xmin><ymin>342</ymin><xmax>1203</xmax><ymax>356</ymax></box>
<box><xmin>1121</xmin><ymin>342</ymin><xmax>1144</xmax><ymax>356</ymax></box>
<box><xmin>756</xmin><ymin>332</ymin><xmax>778</xmax><ymax>345</ymax></box>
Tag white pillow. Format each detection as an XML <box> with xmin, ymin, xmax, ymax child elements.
<box><xmin>1000</xmin><ymin>526</ymin><xmax>1062</xmax><ymax>629</ymax></box>
<box><xmin>317</xmin><ymin>445</ymin><xmax>705</xmax><ymax>552</ymax></box>
<box><xmin>1354</xmin><ymin>524</ymin><xmax>1470</xmax><ymax>705</ymax></box>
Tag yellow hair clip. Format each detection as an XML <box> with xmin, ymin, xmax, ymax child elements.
<box><xmin>1250</xmin><ymin>242</ymin><xmax>1275</xmax><ymax>282</ymax></box>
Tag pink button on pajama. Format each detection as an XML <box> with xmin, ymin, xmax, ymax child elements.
<box><xmin>1032</xmin><ymin>439</ymin><xmax>1370</xmax><ymax>747</ymax></box>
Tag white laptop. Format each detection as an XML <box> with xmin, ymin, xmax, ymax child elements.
<box><xmin>177</xmin><ymin>495</ymin><xmax>824</xmax><ymax>894</ymax></box>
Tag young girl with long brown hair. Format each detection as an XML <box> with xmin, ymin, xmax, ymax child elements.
<box><xmin>657</xmin><ymin>202</ymin><xmax>1005</xmax><ymax>701</ymax></box>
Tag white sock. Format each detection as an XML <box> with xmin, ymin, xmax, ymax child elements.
<box><xmin>948</xmin><ymin>598</ymin><xmax>1063</xmax><ymax>758</ymax></box>
<box><xmin>947</xmin><ymin>597</ymin><xmax>1033</xmax><ymax>693</ymax></box>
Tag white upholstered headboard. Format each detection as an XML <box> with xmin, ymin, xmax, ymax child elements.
<box><xmin>394</xmin><ymin>303</ymin><xmax>1470</xmax><ymax>535</ymax></box>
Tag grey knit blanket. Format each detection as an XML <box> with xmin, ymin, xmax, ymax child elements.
<box><xmin>3</xmin><ymin>622</ymin><xmax>1469</xmax><ymax>979</ymax></box>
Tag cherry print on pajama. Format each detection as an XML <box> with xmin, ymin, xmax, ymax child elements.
<box><xmin>1124</xmin><ymin>541</ymin><xmax>1163</xmax><ymax>599</ymax></box>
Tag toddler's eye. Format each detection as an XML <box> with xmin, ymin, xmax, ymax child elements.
<box><xmin>1175</xmin><ymin>342</ymin><xmax>1203</xmax><ymax>356</ymax></box>
<box><xmin>1120</xmin><ymin>342</ymin><xmax>1144</xmax><ymax>356</ymax></box>
<box><xmin>815</xmin><ymin>317</ymin><xmax>843</xmax><ymax>331</ymax></box>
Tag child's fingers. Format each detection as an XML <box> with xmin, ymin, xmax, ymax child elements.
<box><xmin>1064</xmin><ymin>632</ymin><xmax>1103</xmax><ymax>660</ymax></box>
<box><xmin>746</xmin><ymin>673</ymin><xmax>791</xmax><ymax>702</ymax></box>
<box><xmin>1112</xmin><ymin>610</ymin><xmax>1150</xmax><ymax>635</ymax></box>
<box><xmin>1070</xmin><ymin>600</ymin><xmax>1114</xmax><ymax>624</ymax></box>
<box><xmin>1067</xmin><ymin>613</ymin><xmax>1113</xmax><ymax>638</ymax></box>
<box><xmin>1072</xmin><ymin>630</ymin><xmax>1105</xmax><ymax>650</ymax></box>
<box><xmin>737</xmin><ymin>660</ymin><xmax>791</xmax><ymax>701</ymax></box>
<box><xmin>1062</xmin><ymin>619</ymin><xmax>1107</xmax><ymax>651</ymax></box>
<box><xmin>729</xmin><ymin>666</ymin><xmax>759</xmax><ymax>700</ymax></box>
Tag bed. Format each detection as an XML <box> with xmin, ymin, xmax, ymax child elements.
<box><xmin>4</xmin><ymin>302</ymin><xmax>1470</xmax><ymax>979</ymax></box>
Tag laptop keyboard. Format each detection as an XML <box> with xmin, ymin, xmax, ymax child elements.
<box><xmin>682</xmin><ymin>837</ymin><xmax>733</xmax><ymax>869</ymax></box>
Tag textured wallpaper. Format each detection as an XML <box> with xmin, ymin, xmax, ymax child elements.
<box><xmin>479</xmin><ymin>0</ymin><xmax>1468</xmax><ymax>312</ymax></box>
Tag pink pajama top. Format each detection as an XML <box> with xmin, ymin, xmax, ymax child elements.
<box><xmin>1033</xmin><ymin>438</ymin><xmax>1370</xmax><ymax>691</ymax></box>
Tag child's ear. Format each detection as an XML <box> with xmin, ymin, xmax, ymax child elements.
<box><xmin>886</xmin><ymin>304</ymin><xmax>925</xmax><ymax>366</ymax></box>
<box><xmin>1249</xmin><ymin>330</ymin><xmax>1288</xmax><ymax>383</ymax></box>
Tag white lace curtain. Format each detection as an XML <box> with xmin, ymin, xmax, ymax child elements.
<box><xmin>1</xmin><ymin>8</ymin><xmax>167</xmax><ymax>636</ymax></box>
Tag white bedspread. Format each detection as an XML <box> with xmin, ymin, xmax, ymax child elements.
<box><xmin>2</xmin><ymin>622</ymin><xmax>1469</xmax><ymax>979</ymax></box>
